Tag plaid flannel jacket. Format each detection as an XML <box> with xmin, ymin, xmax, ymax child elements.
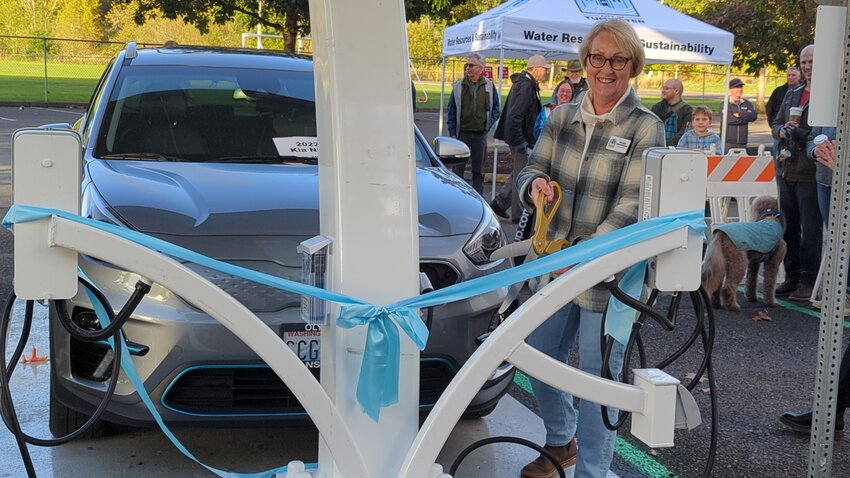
<box><xmin>517</xmin><ymin>88</ymin><xmax>665</xmax><ymax>312</ymax></box>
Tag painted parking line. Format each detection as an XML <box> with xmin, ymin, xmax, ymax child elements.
<box><xmin>33</xmin><ymin>107</ymin><xmax>83</xmax><ymax>116</ymax></box>
<box><xmin>513</xmin><ymin>371</ymin><xmax>677</xmax><ymax>478</ymax></box>
<box><xmin>0</xmin><ymin>116</ymin><xmax>17</xmax><ymax>122</ymax></box>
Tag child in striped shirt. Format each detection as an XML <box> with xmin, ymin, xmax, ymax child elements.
<box><xmin>677</xmin><ymin>105</ymin><xmax>723</xmax><ymax>154</ymax></box>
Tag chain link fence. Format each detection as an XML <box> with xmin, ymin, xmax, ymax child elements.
<box><xmin>0</xmin><ymin>35</ymin><xmax>790</xmax><ymax>106</ymax></box>
<box><xmin>0</xmin><ymin>35</ymin><xmax>160</xmax><ymax>104</ymax></box>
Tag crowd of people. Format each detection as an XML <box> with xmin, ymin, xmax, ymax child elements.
<box><xmin>444</xmin><ymin>18</ymin><xmax>844</xmax><ymax>478</ymax></box>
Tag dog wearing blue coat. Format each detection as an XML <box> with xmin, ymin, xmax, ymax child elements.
<box><xmin>701</xmin><ymin>196</ymin><xmax>786</xmax><ymax>312</ymax></box>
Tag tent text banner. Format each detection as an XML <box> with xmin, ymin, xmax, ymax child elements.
<box><xmin>442</xmin><ymin>0</ymin><xmax>733</xmax><ymax>64</ymax></box>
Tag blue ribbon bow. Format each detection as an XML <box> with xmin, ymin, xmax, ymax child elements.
<box><xmin>337</xmin><ymin>304</ymin><xmax>429</xmax><ymax>421</ymax></box>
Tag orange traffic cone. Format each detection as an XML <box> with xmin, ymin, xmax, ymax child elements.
<box><xmin>20</xmin><ymin>345</ymin><xmax>48</xmax><ymax>364</ymax></box>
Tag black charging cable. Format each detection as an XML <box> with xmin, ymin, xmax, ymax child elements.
<box><xmin>449</xmin><ymin>436</ymin><xmax>566</xmax><ymax>477</ymax></box>
<box><xmin>597</xmin><ymin>283</ymin><xmax>717</xmax><ymax>478</ymax></box>
<box><xmin>0</xmin><ymin>278</ymin><xmax>150</xmax><ymax>477</ymax></box>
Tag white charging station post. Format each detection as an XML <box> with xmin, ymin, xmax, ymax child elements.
<box><xmin>307</xmin><ymin>1</ymin><xmax>421</xmax><ymax>477</ymax></box>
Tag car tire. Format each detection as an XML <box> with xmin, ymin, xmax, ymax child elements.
<box><xmin>49</xmin><ymin>374</ymin><xmax>109</xmax><ymax>439</ymax></box>
<box><xmin>461</xmin><ymin>402</ymin><xmax>498</xmax><ymax>420</ymax></box>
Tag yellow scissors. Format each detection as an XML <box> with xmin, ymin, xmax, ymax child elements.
<box><xmin>490</xmin><ymin>181</ymin><xmax>571</xmax><ymax>314</ymax></box>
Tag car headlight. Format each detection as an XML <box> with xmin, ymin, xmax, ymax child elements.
<box><xmin>463</xmin><ymin>207</ymin><xmax>506</xmax><ymax>265</ymax></box>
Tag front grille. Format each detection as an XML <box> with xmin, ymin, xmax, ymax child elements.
<box><xmin>163</xmin><ymin>360</ymin><xmax>456</xmax><ymax>416</ymax></box>
<box><xmin>420</xmin><ymin>262</ymin><xmax>460</xmax><ymax>290</ymax></box>
<box><xmin>164</xmin><ymin>366</ymin><xmax>321</xmax><ymax>415</ymax></box>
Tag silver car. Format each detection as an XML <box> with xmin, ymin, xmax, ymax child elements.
<box><xmin>49</xmin><ymin>45</ymin><xmax>514</xmax><ymax>436</ymax></box>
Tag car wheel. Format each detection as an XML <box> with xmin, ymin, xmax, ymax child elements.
<box><xmin>461</xmin><ymin>402</ymin><xmax>498</xmax><ymax>420</ymax></box>
<box><xmin>49</xmin><ymin>374</ymin><xmax>109</xmax><ymax>439</ymax></box>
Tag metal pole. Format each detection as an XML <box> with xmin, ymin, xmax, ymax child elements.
<box><xmin>720</xmin><ymin>63</ymin><xmax>731</xmax><ymax>149</ymax></box>
<box><xmin>439</xmin><ymin>56</ymin><xmax>446</xmax><ymax>136</ymax></box>
<box><xmin>308</xmin><ymin>0</ymin><xmax>420</xmax><ymax>476</ymax></box>
<box><xmin>493</xmin><ymin>49</ymin><xmax>505</xmax><ymax>201</ymax></box>
<box><xmin>811</xmin><ymin>4</ymin><xmax>850</xmax><ymax>476</ymax></box>
<box><xmin>42</xmin><ymin>37</ymin><xmax>48</xmax><ymax>103</ymax></box>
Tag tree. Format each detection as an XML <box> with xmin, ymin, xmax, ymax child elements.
<box><xmin>666</xmin><ymin>0</ymin><xmax>817</xmax><ymax>111</ymax></box>
<box><xmin>115</xmin><ymin>0</ymin><xmax>459</xmax><ymax>53</ymax></box>
<box><xmin>667</xmin><ymin>0</ymin><xmax>816</xmax><ymax>74</ymax></box>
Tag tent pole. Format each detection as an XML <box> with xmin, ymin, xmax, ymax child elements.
<box><xmin>493</xmin><ymin>49</ymin><xmax>505</xmax><ymax>201</ymax></box>
<box><xmin>721</xmin><ymin>63</ymin><xmax>731</xmax><ymax>150</ymax></box>
<box><xmin>439</xmin><ymin>56</ymin><xmax>447</xmax><ymax>136</ymax></box>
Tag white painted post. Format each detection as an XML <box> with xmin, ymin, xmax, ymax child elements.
<box><xmin>307</xmin><ymin>1</ymin><xmax>420</xmax><ymax>477</ymax></box>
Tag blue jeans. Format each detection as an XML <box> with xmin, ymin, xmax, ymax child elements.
<box><xmin>528</xmin><ymin>303</ymin><xmax>625</xmax><ymax>478</ymax></box>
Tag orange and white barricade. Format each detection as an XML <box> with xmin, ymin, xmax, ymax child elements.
<box><xmin>706</xmin><ymin>148</ymin><xmax>777</xmax><ymax>225</ymax></box>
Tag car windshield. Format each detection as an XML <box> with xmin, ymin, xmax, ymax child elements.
<box><xmin>94</xmin><ymin>63</ymin><xmax>433</xmax><ymax>167</ymax></box>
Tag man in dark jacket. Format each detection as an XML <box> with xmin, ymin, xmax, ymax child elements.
<box><xmin>771</xmin><ymin>44</ymin><xmax>821</xmax><ymax>301</ymax></box>
<box><xmin>491</xmin><ymin>54</ymin><xmax>549</xmax><ymax>221</ymax></box>
<box><xmin>766</xmin><ymin>67</ymin><xmax>801</xmax><ymax>159</ymax></box>
<box><xmin>724</xmin><ymin>78</ymin><xmax>758</xmax><ymax>152</ymax></box>
<box><xmin>651</xmin><ymin>78</ymin><xmax>693</xmax><ymax>146</ymax></box>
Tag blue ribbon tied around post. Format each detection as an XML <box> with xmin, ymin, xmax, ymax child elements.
<box><xmin>3</xmin><ymin>205</ymin><xmax>705</xmax><ymax>424</ymax></box>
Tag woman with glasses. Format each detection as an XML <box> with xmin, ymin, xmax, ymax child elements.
<box><xmin>516</xmin><ymin>19</ymin><xmax>665</xmax><ymax>478</ymax></box>
<box><xmin>533</xmin><ymin>80</ymin><xmax>574</xmax><ymax>143</ymax></box>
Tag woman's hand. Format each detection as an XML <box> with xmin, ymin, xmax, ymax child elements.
<box><xmin>814</xmin><ymin>139</ymin><xmax>837</xmax><ymax>171</ymax></box>
<box><xmin>530</xmin><ymin>177</ymin><xmax>555</xmax><ymax>204</ymax></box>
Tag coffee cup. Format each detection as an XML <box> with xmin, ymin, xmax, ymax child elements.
<box><xmin>789</xmin><ymin>106</ymin><xmax>803</xmax><ymax>123</ymax></box>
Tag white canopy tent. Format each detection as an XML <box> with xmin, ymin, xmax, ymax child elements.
<box><xmin>439</xmin><ymin>0</ymin><xmax>736</xmax><ymax>198</ymax></box>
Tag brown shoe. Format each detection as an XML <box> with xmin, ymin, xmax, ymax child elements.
<box><xmin>788</xmin><ymin>284</ymin><xmax>814</xmax><ymax>302</ymax></box>
<box><xmin>520</xmin><ymin>438</ymin><xmax>577</xmax><ymax>478</ymax></box>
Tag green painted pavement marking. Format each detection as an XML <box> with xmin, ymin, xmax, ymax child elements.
<box><xmin>513</xmin><ymin>371</ymin><xmax>677</xmax><ymax>478</ymax></box>
<box><xmin>737</xmin><ymin>286</ymin><xmax>850</xmax><ymax>328</ymax></box>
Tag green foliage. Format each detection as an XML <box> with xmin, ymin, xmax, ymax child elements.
<box><xmin>408</xmin><ymin>16</ymin><xmax>447</xmax><ymax>59</ymax></box>
<box><xmin>666</xmin><ymin>0</ymin><xmax>817</xmax><ymax>74</ymax></box>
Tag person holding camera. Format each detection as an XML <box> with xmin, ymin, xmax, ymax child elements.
<box><xmin>771</xmin><ymin>44</ymin><xmax>822</xmax><ymax>302</ymax></box>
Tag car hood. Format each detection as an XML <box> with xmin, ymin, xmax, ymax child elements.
<box><xmin>88</xmin><ymin>160</ymin><xmax>485</xmax><ymax>237</ymax></box>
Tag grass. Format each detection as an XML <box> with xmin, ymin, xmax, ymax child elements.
<box><xmin>0</xmin><ymin>60</ymin><xmax>106</xmax><ymax>103</ymax></box>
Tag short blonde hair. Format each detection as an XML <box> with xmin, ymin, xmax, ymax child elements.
<box><xmin>579</xmin><ymin>19</ymin><xmax>645</xmax><ymax>78</ymax></box>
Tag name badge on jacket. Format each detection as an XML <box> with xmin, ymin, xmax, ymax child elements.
<box><xmin>606</xmin><ymin>136</ymin><xmax>631</xmax><ymax>154</ymax></box>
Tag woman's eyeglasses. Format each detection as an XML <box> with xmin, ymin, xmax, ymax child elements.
<box><xmin>464</xmin><ymin>63</ymin><xmax>481</xmax><ymax>69</ymax></box>
<box><xmin>586</xmin><ymin>54</ymin><xmax>630</xmax><ymax>71</ymax></box>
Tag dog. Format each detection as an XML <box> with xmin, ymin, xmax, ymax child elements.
<box><xmin>701</xmin><ymin>196</ymin><xmax>786</xmax><ymax>312</ymax></box>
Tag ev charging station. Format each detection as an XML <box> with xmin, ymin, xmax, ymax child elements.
<box><xmin>1</xmin><ymin>2</ymin><xmax>746</xmax><ymax>478</ymax></box>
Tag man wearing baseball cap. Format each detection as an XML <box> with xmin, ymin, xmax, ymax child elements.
<box><xmin>724</xmin><ymin>77</ymin><xmax>757</xmax><ymax>152</ymax></box>
<box><xmin>492</xmin><ymin>54</ymin><xmax>550</xmax><ymax>221</ymax></box>
<box><xmin>563</xmin><ymin>59</ymin><xmax>588</xmax><ymax>101</ymax></box>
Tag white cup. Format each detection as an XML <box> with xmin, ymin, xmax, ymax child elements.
<box><xmin>789</xmin><ymin>106</ymin><xmax>803</xmax><ymax>123</ymax></box>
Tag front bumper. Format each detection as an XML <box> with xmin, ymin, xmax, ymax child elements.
<box><xmin>51</xmin><ymin>255</ymin><xmax>513</xmax><ymax>426</ymax></box>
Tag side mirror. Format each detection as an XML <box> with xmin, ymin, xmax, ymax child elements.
<box><xmin>432</xmin><ymin>136</ymin><xmax>470</xmax><ymax>166</ymax></box>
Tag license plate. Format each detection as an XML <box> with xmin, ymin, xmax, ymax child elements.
<box><xmin>280</xmin><ymin>324</ymin><xmax>321</xmax><ymax>369</ymax></box>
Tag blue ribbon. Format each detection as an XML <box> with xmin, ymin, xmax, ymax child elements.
<box><xmin>3</xmin><ymin>205</ymin><xmax>705</xmax><ymax>423</ymax></box>
<box><xmin>605</xmin><ymin>261</ymin><xmax>648</xmax><ymax>345</ymax></box>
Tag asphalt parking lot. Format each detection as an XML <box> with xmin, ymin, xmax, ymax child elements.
<box><xmin>2</xmin><ymin>106</ymin><xmax>850</xmax><ymax>477</ymax></box>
